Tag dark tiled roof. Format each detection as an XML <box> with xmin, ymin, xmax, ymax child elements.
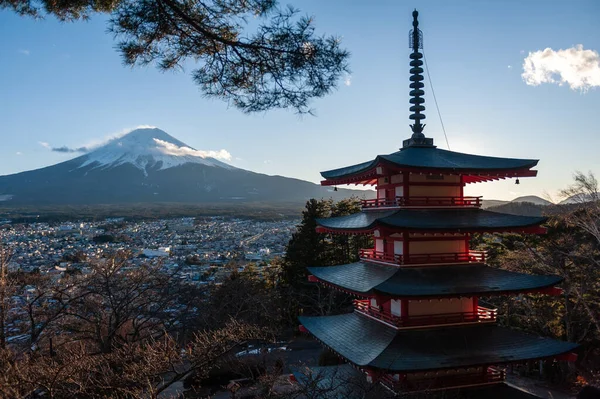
<box><xmin>308</xmin><ymin>263</ymin><xmax>562</xmax><ymax>297</ymax></box>
<box><xmin>316</xmin><ymin>208</ymin><xmax>546</xmax><ymax>232</ymax></box>
<box><xmin>321</xmin><ymin>146</ymin><xmax>538</xmax><ymax>179</ymax></box>
<box><xmin>316</xmin><ymin>210</ymin><xmax>396</xmax><ymax>231</ymax></box>
<box><xmin>299</xmin><ymin>313</ymin><xmax>578</xmax><ymax>372</ymax></box>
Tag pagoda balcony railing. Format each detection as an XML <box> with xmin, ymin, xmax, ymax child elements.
<box><xmin>361</xmin><ymin>198</ymin><xmax>401</xmax><ymax>209</ymax></box>
<box><xmin>359</xmin><ymin>249</ymin><xmax>402</xmax><ymax>264</ymax></box>
<box><xmin>361</xmin><ymin>196</ymin><xmax>482</xmax><ymax>210</ymax></box>
<box><xmin>359</xmin><ymin>249</ymin><xmax>486</xmax><ymax>265</ymax></box>
<box><xmin>406</xmin><ymin>250</ymin><xmax>486</xmax><ymax>264</ymax></box>
<box><xmin>353</xmin><ymin>300</ymin><xmax>497</xmax><ymax>328</ymax></box>
<box><xmin>398</xmin><ymin>196</ymin><xmax>482</xmax><ymax>208</ymax></box>
<box><xmin>379</xmin><ymin>367</ymin><xmax>505</xmax><ymax>392</ymax></box>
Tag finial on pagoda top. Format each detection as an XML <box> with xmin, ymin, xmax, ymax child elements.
<box><xmin>403</xmin><ymin>9</ymin><xmax>435</xmax><ymax>149</ymax></box>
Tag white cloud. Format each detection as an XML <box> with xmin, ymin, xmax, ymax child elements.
<box><xmin>263</xmin><ymin>160</ymin><xmax>272</xmax><ymax>164</ymax></box>
<box><xmin>344</xmin><ymin>74</ymin><xmax>352</xmax><ymax>86</ymax></box>
<box><xmin>153</xmin><ymin>139</ymin><xmax>232</xmax><ymax>161</ymax></box>
<box><xmin>78</xmin><ymin>125</ymin><xmax>158</xmax><ymax>151</ymax></box>
<box><xmin>16</xmin><ymin>151</ymin><xmax>22</xmax><ymax>155</ymax></box>
<box><xmin>522</xmin><ymin>44</ymin><xmax>600</xmax><ymax>91</ymax></box>
<box><xmin>18</xmin><ymin>49</ymin><xmax>30</xmax><ymax>56</ymax></box>
<box><xmin>38</xmin><ymin>141</ymin><xmax>50</xmax><ymax>149</ymax></box>
<box><xmin>507</xmin><ymin>65</ymin><xmax>512</xmax><ymax>69</ymax></box>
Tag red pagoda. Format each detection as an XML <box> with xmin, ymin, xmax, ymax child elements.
<box><xmin>298</xmin><ymin>10</ymin><xmax>578</xmax><ymax>395</ymax></box>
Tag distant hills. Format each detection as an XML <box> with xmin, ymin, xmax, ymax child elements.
<box><xmin>483</xmin><ymin>195</ymin><xmax>553</xmax><ymax>217</ymax></box>
<box><xmin>482</xmin><ymin>195</ymin><xmax>553</xmax><ymax>209</ymax></box>
<box><xmin>0</xmin><ymin>128</ymin><xmax>372</xmax><ymax>205</ymax></box>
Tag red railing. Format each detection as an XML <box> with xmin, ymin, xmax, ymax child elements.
<box><xmin>398</xmin><ymin>196</ymin><xmax>482</xmax><ymax>207</ymax></box>
<box><xmin>353</xmin><ymin>299</ymin><xmax>497</xmax><ymax>328</ymax></box>
<box><xmin>361</xmin><ymin>198</ymin><xmax>400</xmax><ymax>209</ymax></box>
<box><xmin>405</xmin><ymin>250</ymin><xmax>486</xmax><ymax>264</ymax></box>
<box><xmin>359</xmin><ymin>249</ymin><xmax>402</xmax><ymax>264</ymax></box>
<box><xmin>359</xmin><ymin>249</ymin><xmax>486</xmax><ymax>265</ymax></box>
<box><xmin>361</xmin><ymin>196</ymin><xmax>482</xmax><ymax>209</ymax></box>
<box><xmin>379</xmin><ymin>367</ymin><xmax>505</xmax><ymax>391</ymax></box>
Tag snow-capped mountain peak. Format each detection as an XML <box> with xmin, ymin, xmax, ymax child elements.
<box><xmin>77</xmin><ymin>128</ymin><xmax>234</xmax><ymax>173</ymax></box>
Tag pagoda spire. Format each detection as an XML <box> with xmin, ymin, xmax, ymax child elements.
<box><xmin>403</xmin><ymin>9</ymin><xmax>434</xmax><ymax>148</ymax></box>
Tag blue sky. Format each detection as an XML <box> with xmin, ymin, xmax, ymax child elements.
<box><xmin>1</xmin><ymin>0</ymin><xmax>599</xmax><ymax>201</ymax></box>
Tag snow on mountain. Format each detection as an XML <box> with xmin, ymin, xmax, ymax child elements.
<box><xmin>0</xmin><ymin>127</ymin><xmax>373</xmax><ymax>205</ymax></box>
<box><xmin>77</xmin><ymin>128</ymin><xmax>235</xmax><ymax>173</ymax></box>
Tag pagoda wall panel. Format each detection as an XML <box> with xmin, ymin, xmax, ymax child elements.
<box><xmin>409</xmin><ymin>185</ymin><xmax>461</xmax><ymax>197</ymax></box>
<box><xmin>408</xmin><ymin>297</ymin><xmax>473</xmax><ymax>316</ymax></box>
<box><xmin>409</xmin><ymin>174</ymin><xmax>460</xmax><ymax>183</ymax></box>
<box><xmin>405</xmin><ymin>366</ymin><xmax>485</xmax><ymax>383</ymax></box>
<box><xmin>409</xmin><ymin>240</ymin><xmax>466</xmax><ymax>254</ymax></box>
<box><xmin>391</xmin><ymin>174</ymin><xmax>404</xmax><ymax>184</ymax></box>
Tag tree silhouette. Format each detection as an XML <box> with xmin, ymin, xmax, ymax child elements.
<box><xmin>1</xmin><ymin>0</ymin><xmax>350</xmax><ymax>114</ymax></box>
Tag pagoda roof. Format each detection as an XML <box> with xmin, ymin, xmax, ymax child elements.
<box><xmin>315</xmin><ymin>208</ymin><xmax>546</xmax><ymax>233</ymax></box>
<box><xmin>299</xmin><ymin>313</ymin><xmax>578</xmax><ymax>372</ymax></box>
<box><xmin>308</xmin><ymin>262</ymin><xmax>562</xmax><ymax>298</ymax></box>
<box><xmin>321</xmin><ymin>146</ymin><xmax>538</xmax><ymax>183</ymax></box>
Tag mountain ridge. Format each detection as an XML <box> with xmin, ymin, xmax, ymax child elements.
<box><xmin>0</xmin><ymin>128</ymin><xmax>371</xmax><ymax>205</ymax></box>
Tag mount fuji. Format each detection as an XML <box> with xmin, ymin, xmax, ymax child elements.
<box><xmin>0</xmin><ymin>128</ymin><xmax>367</xmax><ymax>205</ymax></box>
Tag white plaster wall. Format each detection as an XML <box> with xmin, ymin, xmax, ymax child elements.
<box><xmin>395</xmin><ymin>185</ymin><xmax>403</xmax><ymax>197</ymax></box>
<box><xmin>391</xmin><ymin>299</ymin><xmax>401</xmax><ymax>316</ymax></box>
<box><xmin>375</xmin><ymin>239</ymin><xmax>384</xmax><ymax>253</ymax></box>
<box><xmin>394</xmin><ymin>241</ymin><xmax>404</xmax><ymax>255</ymax></box>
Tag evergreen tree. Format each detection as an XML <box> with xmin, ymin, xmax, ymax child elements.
<box><xmin>282</xmin><ymin>198</ymin><xmax>332</xmax><ymax>287</ymax></box>
<box><xmin>2</xmin><ymin>0</ymin><xmax>350</xmax><ymax>114</ymax></box>
<box><xmin>280</xmin><ymin>197</ymin><xmax>371</xmax><ymax>323</ymax></box>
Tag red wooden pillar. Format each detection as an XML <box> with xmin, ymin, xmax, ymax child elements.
<box><xmin>464</xmin><ymin>233</ymin><xmax>471</xmax><ymax>253</ymax></box>
<box><xmin>385</xmin><ymin>239</ymin><xmax>394</xmax><ymax>257</ymax></box>
<box><xmin>401</xmin><ymin>299</ymin><xmax>409</xmax><ymax>318</ymax></box>
<box><xmin>403</xmin><ymin>171</ymin><xmax>409</xmax><ymax>198</ymax></box>
<box><xmin>472</xmin><ymin>296</ymin><xmax>479</xmax><ymax>320</ymax></box>
<box><xmin>402</xmin><ymin>232</ymin><xmax>409</xmax><ymax>263</ymax></box>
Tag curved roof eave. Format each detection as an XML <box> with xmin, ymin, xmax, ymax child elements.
<box><xmin>316</xmin><ymin>209</ymin><xmax>547</xmax><ymax>233</ymax></box>
<box><xmin>320</xmin><ymin>147</ymin><xmax>539</xmax><ymax>181</ymax></box>
<box><xmin>308</xmin><ymin>262</ymin><xmax>563</xmax><ymax>298</ymax></box>
<box><xmin>299</xmin><ymin>313</ymin><xmax>579</xmax><ymax>372</ymax></box>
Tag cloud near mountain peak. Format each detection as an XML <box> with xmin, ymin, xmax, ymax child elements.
<box><xmin>153</xmin><ymin>139</ymin><xmax>232</xmax><ymax>161</ymax></box>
